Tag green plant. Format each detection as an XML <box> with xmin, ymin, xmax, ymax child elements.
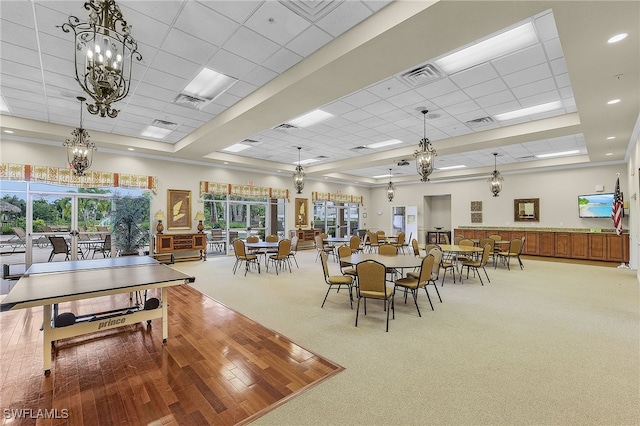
<box><xmin>112</xmin><ymin>196</ymin><xmax>150</xmax><ymax>254</ymax></box>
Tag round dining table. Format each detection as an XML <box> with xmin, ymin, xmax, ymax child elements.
<box><xmin>340</xmin><ymin>253</ymin><xmax>422</xmax><ymax>270</ymax></box>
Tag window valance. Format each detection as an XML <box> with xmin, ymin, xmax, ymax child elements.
<box><xmin>0</xmin><ymin>163</ymin><xmax>157</xmax><ymax>194</ymax></box>
<box><xmin>200</xmin><ymin>181</ymin><xmax>290</xmax><ymax>199</ymax></box>
<box><xmin>312</xmin><ymin>192</ymin><xmax>363</xmax><ymax>204</ymax></box>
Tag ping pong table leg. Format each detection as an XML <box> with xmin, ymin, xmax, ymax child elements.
<box><xmin>43</xmin><ymin>304</ymin><xmax>52</xmax><ymax>375</ymax></box>
<box><xmin>162</xmin><ymin>287</ymin><xmax>168</xmax><ymax>343</ymax></box>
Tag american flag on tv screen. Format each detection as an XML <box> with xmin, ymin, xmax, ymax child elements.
<box><xmin>612</xmin><ymin>176</ymin><xmax>623</xmax><ymax>236</ymax></box>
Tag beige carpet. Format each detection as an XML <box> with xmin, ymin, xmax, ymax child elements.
<box><xmin>174</xmin><ymin>250</ymin><xmax>639</xmax><ymax>425</ymax></box>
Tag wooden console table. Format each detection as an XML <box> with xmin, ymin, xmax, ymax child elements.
<box><xmin>290</xmin><ymin>229</ymin><xmax>321</xmax><ymax>249</ymax></box>
<box><xmin>155</xmin><ymin>233</ymin><xmax>207</xmax><ymax>261</ymax></box>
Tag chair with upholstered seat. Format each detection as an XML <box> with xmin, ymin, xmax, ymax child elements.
<box><xmin>478</xmin><ymin>237</ymin><xmax>495</xmax><ymax>266</ymax></box>
<box><xmin>315</xmin><ymin>234</ymin><xmax>335</xmax><ymax>262</ymax></box>
<box><xmin>355</xmin><ymin>260</ymin><xmax>394</xmax><ymax>332</ymax></box>
<box><xmin>337</xmin><ymin>245</ymin><xmax>358</xmax><ymax>282</ymax></box>
<box><xmin>232</xmin><ymin>239</ymin><xmax>260</xmax><ymax>276</ymax></box>
<box><xmin>496</xmin><ymin>237</ymin><xmax>524</xmax><ymax>270</ymax></box>
<box><xmin>349</xmin><ymin>235</ymin><xmax>362</xmax><ymax>254</ymax></box>
<box><xmin>367</xmin><ymin>232</ymin><xmax>381</xmax><ymax>253</ymax></box>
<box><xmin>320</xmin><ymin>251</ymin><xmax>353</xmax><ymax>309</ymax></box>
<box><xmin>288</xmin><ymin>235</ymin><xmax>299</xmax><ymax>268</ymax></box>
<box><xmin>461</xmin><ymin>243</ymin><xmax>492</xmax><ymax>285</ymax></box>
<box><xmin>408</xmin><ymin>247</ymin><xmax>443</xmax><ymax>304</ymax></box>
<box><xmin>394</xmin><ymin>254</ymin><xmax>435</xmax><ymax>316</ymax></box>
<box><xmin>267</xmin><ymin>239</ymin><xmax>291</xmax><ymax>275</ymax></box>
<box><xmin>401</xmin><ymin>232</ymin><xmax>412</xmax><ymax>254</ymax></box>
<box><xmin>378</xmin><ymin>243</ymin><xmax>398</xmax><ymax>281</ymax></box>
<box><xmin>393</xmin><ymin>232</ymin><xmax>406</xmax><ymax>254</ymax></box>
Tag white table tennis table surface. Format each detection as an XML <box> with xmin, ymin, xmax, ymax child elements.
<box><xmin>1</xmin><ymin>257</ymin><xmax>194</xmax><ymax>311</ymax></box>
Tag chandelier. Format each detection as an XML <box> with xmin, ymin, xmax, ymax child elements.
<box><xmin>60</xmin><ymin>0</ymin><xmax>142</xmax><ymax>118</ymax></box>
<box><xmin>488</xmin><ymin>152</ymin><xmax>504</xmax><ymax>197</ymax></box>
<box><xmin>414</xmin><ymin>109</ymin><xmax>437</xmax><ymax>182</ymax></box>
<box><xmin>64</xmin><ymin>96</ymin><xmax>97</xmax><ymax>176</ymax></box>
<box><xmin>292</xmin><ymin>147</ymin><xmax>306</xmax><ymax>194</ymax></box>
<box><xmin>386</xmin><ymin>168</ymin><xmax>395</xmax><ymax>202</ymax></box>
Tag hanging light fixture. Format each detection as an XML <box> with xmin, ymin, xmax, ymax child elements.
<box><xmin>386</xmin><ymin>168</ymin><xmax>395</xmax><ymax>202</ymax></box>
<box><xmin>63</xmin><ymin>96</ymin><xmax>97</xmax><ymax>176</ymax></box>
<box><xmin>60</xmin><ymin>0</ymin><xmax>142</xmax><ymax>118</ymax></box>
<box><xmin>488</xmin><ymin>152</ymin><xmax>504</xmax><ymax>197</ymax></box>
<box><xmin>292</xmin><ymin>147</ymin><xmax>306</xmax><ymax>194</ymax></box>
<box><xmin>414</xmin><ymin>109</ymin><xmax>437</xmax><ymax>182</ymax></box>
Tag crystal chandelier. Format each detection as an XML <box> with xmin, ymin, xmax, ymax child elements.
<box><xmin>292</xmin><ymin>147</ymin><xmax>306</xmax><ymax>194</ymax></box>
<box><xmin>386</xmin><ymin>168</ymin><xmax>395</xmax><ymax>202</ymax></box>
<box><xmin>64</xmin><ymin>96</ymin><xmax>97</xmax><ymax>176</ymax></box>
<box><xmin>414</xmin><ymin>109</ymin><xmax>437</xmax><ymax>182</ymax></box>
<box><xmin>60</xmin><ymin>0</ymin><xmax>142</xmax><ymax>118</ymax></box>
<box><xmin>488</xmin><ymin>152</ymin><xmax>504</xmax><ymax>197</ymax></box>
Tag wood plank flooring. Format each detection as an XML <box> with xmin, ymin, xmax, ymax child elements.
<box><xmin>0</xmin><ymin>285</ymin><xmax>343</xmax><ymax>425</ymax></box>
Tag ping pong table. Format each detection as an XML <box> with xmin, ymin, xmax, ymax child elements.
<box><xmin>0</xmin><ymin>256</ymin><xmax>195</xmax><ymax>375</ymax></box>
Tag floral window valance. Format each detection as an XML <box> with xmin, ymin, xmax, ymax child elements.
<box><xmin>200</xmin><ymin>181</ymin><xmax>290</xmax><ymax>200</ymax></box>
<box><xmin>0</xmin><ymin>163</ymin><xmax>157</xmax><ymax>194</ymax></box>
<box><xmin>312</xmin><ymin>191</ymin><xmax>363</xmax><ymax>204</ymax></box>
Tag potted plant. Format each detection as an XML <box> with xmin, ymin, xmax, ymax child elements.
<box><xmin>112</xmin><ymin>196</ymin><xmax>150</xmax><ymax>256</ymax></box>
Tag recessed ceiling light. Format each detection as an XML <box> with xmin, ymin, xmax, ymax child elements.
<box><xmin>437</xmin><ymin>165</ymin><xmax>466</xmax><ymax>170</ymax></box>
<box><xmin>605</xmin><ymin>152</ymin><xmax>613</xmax><ymax>156</ymax></box>
<box><xmin>434</xmin><ymin>21</ymin><xmax>537</xmax><ymax>74</ymax></box>
<box><xmin>535</xmin><ymin>150</ymin><xmax>580</xmax><ymax>159</ymax></box>
<box><xmin>494</xmin><ymin>101</ymin><xmax>562</xmax><ymax>121</ymax></box>
<box><xmin>607</xmin><ymin>99</ymin><xmax>621</xmax><ymax>105</ymax></box>
<box><xmin>608</xmin><ymin>33</ymin><xmax>628</xmax><ymax>43</ymax></box>
<box><xmin>223</xmin><ymin>161</ymin><xmax>229</xmax><ymax>165</ymax></box>
<box><xmin>128</xmin><ymin>148</ymin><xmax>134</xmax><ymax>151</ymax></box>
<box><xmin>366</xmin><ymin>139</ymin><xmax>403</xmax><ymax>149</ymax></box>
<box><xmin>287</xmin><ymin>109</ymin><xmax>334</xmax><ymax>127</ymax></box>
<box><xmin>183</xmin><ymin>67</ymin><xmax>237</xmax><ymax>101</ymax></box>
<box><xmin>297</xmin><ymin>158</ymin><xmax>320</xmax><ymax>165</ymax></box>
<box><xmin>372</xmin><ymin>174</ymin><xmax>391</xmax><ymax>179</ymax></box>
<box><xmin>3</xmin><ymin>129</ymin><xmax>14</xmax><ymax>134</ymax></box>
<box><xmin>222</xmin><ymin>143</ymin><xmax>251</xmax><ymax>153</ymax></box>
<box><xmin>141</xmin><ymin>126</ymin><xmax>172</xmax><ymax>139</ymax></box>
<box><xmin>606</xmin><ymin>136</ymin><xmax>616</xmax><ymax>140</ymax></box>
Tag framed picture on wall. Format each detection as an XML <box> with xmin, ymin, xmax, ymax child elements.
<box><xmin>167</xmin><ymin>189</ymin><xmax>191</xmax><ymax>230</ymax></box>
<box><xmin>295</xmin><ymin>198</ymin><xmax>308</xmax><ymax>228</ymax></box>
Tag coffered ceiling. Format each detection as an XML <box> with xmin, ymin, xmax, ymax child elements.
<box><xmin>1</xmin><ymin>1</ymin><xmax>638</xmax><ymax>187</ymax></box>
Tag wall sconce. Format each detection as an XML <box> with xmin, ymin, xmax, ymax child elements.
<box><xmin>194</xmin><ymin>211</ymin><xmax>205</xmax><ymax>233</ymax></box>
<box><xmin>153</xmin><ymin>210</ymin><xmax>166</xmax><ymax>234</ymax></box>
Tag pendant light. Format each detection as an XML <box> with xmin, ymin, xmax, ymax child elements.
<box><xmin>488</xmin><ymin>152</ymin><xmax>504</xmax><ymax>197</ymax></box>
<box><xmin>292</xmin><ymin>146</ymin><xmax>305</xmax><ymax>194</ymax></box>
<box><xmin>386</xmin><ymin>168</ymin><xmax>395</xmax><ymax>202</ymax></box>
<box><xmin>63</xmin><ymin>96</ymin><xmax>97</xmax><ymax>176</ymax></box>
<box><xmin>414</xmin><ymin>109</ymin><xmax>437</xmax><ymax>182</ymax></box>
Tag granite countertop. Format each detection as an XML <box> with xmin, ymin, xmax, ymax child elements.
<box><xmin>456</xmin><ymin>226</ymin><xmax>623</xmax><ymax>234</ymax></box>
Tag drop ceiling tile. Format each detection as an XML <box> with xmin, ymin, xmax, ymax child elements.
<box><xmin>174</xmin><ymin>1</ymin><xmax>239</xmax><ymax>47</ymax></box>
<box><xmin>6</xmin><ymin>107</ymin><xmax>48</xmax><ymax>121</ymax></box>
<box><xmin>431</xmin><ymin>90</ymin><xmax>471</xmax><ymax>109</ymax></box>
<box><xmin>511</xmin><ymin>78</ymin><xmax>557</xmax><ymax>99</ymax></box>
<box><xmin>415</xmin><ymin>78</ymin><xmax>459</xmax><ymax>99</ymax></box>
<box><xmin>544</xmin><ymin>38</ymin><xmax>564</xmax><ymax>61</ymax></box>
<box><xmin>1</xmin><ymin>2</ymin><xmax>35</xmax><ymax>28</ymax></box>
<box><xmin>108</xmin><ymin>6</ymin><xmax>171</xmax><ymax>50</ymax></box>
<box><xmin>119</xmin><ymin>1</ymin><xmax>185</xmax><ymax>26</ymax></box>
<box><xmin>0</xmin><ymin>43</ymin><xmax>40</xmax><ymax>67</ymax></box>
<box><xmin>134</xmin><ymin>82</ymin><xmax>177</xmax><ymax>103</ymax></box>
<box><xmin>341</xmin><ymin>109</ymin><xmax>374</xmax><ymax>122</ymax></box>
<box><xmin>322</xmin><ymin>100</ymin><xmax>356</xmax><ymax>116</ymax></box>
<box><xmin>243</xmin><ymin>65</ymin><xmax>278</xmax><ymax>87</ymax></box>
<box><xmin>224</xmin><ymin>26</ymin><xmax>280</xmax><ymax>64</ymax></box>
<box><xmin>0</xmin><ymin>20</ymin><xmax>37</xmax><ymax>51</ymax></box>
<box><xmin>285</xmin><ymin>25</ymin><xmax>333</xmax><ymax>57</ymax></box>
<box><xmin>206</xmin><ymin>1</ymin><xmax>262</xmax><ymax>25</ymax></box>
<box><xmin>207</xmin><ymin>49</ymin><xmax>258</xmax><ymax>80</ymax></box>
<box><xmin>341</xmin><ymin>90</ymin><xmax>381</xmax><ymax>108</ymax></box>
<box><xmin>226</xmin><ymin>81</ymin><xmax>259</xmax><ymax>98</ymax></box>
<box><xmin>316</xmin><ymin>0</ymin><xmax>372</xmax><ymax>37</ymax></box>
<box><xmin>34</xmin><ymin>4</ymin><xmax>73</xmax><ymax>38</ymax></box>
<box><xmin>244</xmin><ymin>1</ymin><xmax>310</xmax><ymax>45</ymax></box>
<box><xmin>502</xmin><ymin>62</ymin><xmax>552</xmax><ymax>88</ymax></box>
<box><xmin>475</xmin><ymin>90</ymin><xmax>517</xmax><ymax>109</ymax></box>
<box><xmin>0</xmin><ymin>61</ymin><xmax>43</xmax><ymax>83</ymax></box>
<box><xmin>161</xmin><ymin>28</ymin><xmax>218</xmax><ymax>63</ymax></box>
<box><xmin>449</xmin><ymin>63</ymin><xmax>499</xmax><ymax>88</ymax></box>
<box><xmin>534</xmin><ymin>10</ymin><xmax>559</xmax><ymax>41</ymax></box>
<box><xmin>143</xmin><ymin>68</ymin><xmax>189</xmax><ymax>93</ymax></box>
<box><xmin>492</xmin><ymin>44</ymin><xmax>546</xmax><ymax>76</ymax></box>
<box><xmin>361</xmin><ymin>100</ymin><xmax>397</xmax><ymax>116</ymax></box>
<box><xmin>262</xmin><ymin>47</ymin><xmax>302</xmax><ymax>73</ymax></box>
<box><xmin>463</xmin><ymin>78</ymin><xmax>509</xmax><ymax>99</ymax></box>
<box><xmin>386</xmin><ymin>90</ymin><xmax>426</xmax><ymax>108</ymax></box>
<box><xmin>150</xmin><ymin>51</ymin><xmax>201</xmax><ymax>80</ymax></box>
<box><xmin>40</xmin><ymin>54</ymin><xmax>75</xmax><ymax>78</ymax></box>
<box><xmin>549</xmin><ymin>57</ymin><xmax>568</xmax><ymax>76</ymax></box>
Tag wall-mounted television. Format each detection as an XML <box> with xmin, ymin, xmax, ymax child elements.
<box><xmin>578</xmin><ymin>193</ymin><xmax>618</xmax><ymax>218</ymax></box>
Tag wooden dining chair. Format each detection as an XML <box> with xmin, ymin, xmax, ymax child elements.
<box><xmin>355</xmin><ymin>260</ymin><xmax>394</xmax><ymax>332</ymax></box>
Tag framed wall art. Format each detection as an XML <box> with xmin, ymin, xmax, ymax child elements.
<box><xmin>167</xmin><ymin>189</ymin><xmax>192</xmax><ymax>230</ymax></box>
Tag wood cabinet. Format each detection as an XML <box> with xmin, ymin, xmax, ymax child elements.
<box><xmin>454</xmin><ymin>228</ymin><xmax>629</xmax><ymax>263</ymax></box>
<box><xmin>155</xmin><ymin>233</ymin><xmax>207</xmax><ymax>261</ymax></box>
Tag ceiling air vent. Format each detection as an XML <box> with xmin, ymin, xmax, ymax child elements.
<box><xmin>399</xmin><ymin>64</ymin><xmax>444</xmax><ymax>87</ymax></box>
<box><xmin>151</xmin><ymin>119</ymin><xmax>179</xmax><ymax>130</ymax></box>
<box><xmin>349</xmin><ymin>145</ymin><xmax>369</xmax><ymax>152</ymax></box>
<box><xmin>518</xmin><ymin>155</ymin><xmax>535</xmax><ymax>160</ymax></box>
<box><xmin>316</xmin><ymin>155</ymin><xmax>329</xmax><ymax>159</ymax></box>
<box><xmin>278</xmin><ymin>0</ymin><xmax>343</xmax><ymax>22</ymax></box>
<box><xmin>172</xmin><ymin>93</ymin><xmax>210</xmax><ymax>110</ymax></box>
<box><xmin>274</xmin><ymin>123</ymin><xmax>297</xmax><ymax>131</ymax></box>
<box><xmin>397</xmin><ymin>159</ymin><xmax>410</xmax><ymax>166</ymax></box>
<box><xmin>466</xmin><ymin>117</ymin><xmax>496</xmax><ymax>128</ymax></box>
<box><xmin>242</xmin><ymin>139</ymin><xmax>259</xmax><ymax>144</ymax></box>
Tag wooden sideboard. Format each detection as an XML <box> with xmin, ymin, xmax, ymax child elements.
<box><xmin>155</xmin><ymin>233</ymin><xmax>207</xmax><ymax>261</ymax></box>
<box><xmin>290</xmin><ymin>229</ymin><xmax>321</xmax><ymax>249</ymax></box>
<box><xmin>454</xmin><ymin>228</ymin><xmax>629</xmax><ymax>263</ymax></box>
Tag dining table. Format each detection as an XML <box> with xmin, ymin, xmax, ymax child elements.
<box><xmin>340</xmin><ymin>253</ymin><xmax>423</xmax><ymax>273</ymax></box>
<box><xmin>438</xmin><ymin>244</ymin><xmax>484</xmax><ymax>282</ymax></box>
<box><xmin>245</xmin><ymin>241</ymin><xmax>279</xmax><ymax>265</ymax></box>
